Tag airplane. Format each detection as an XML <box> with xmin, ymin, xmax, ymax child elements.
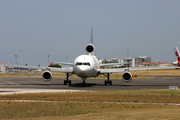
<box><xmin>6</xmin><ymin>26</ymin><xmax>177</xmax><ymax>86</ymax></box>
<box><xmin>173</xmin><ymin>46</ymin><xmax>180</xmax><ymax>67</ymax></box>
<box><xmin>42</xmin><ymin>26</ymin><xmax>130</xmax><ymax>86</ymax></box>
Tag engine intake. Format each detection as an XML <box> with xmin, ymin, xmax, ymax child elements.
<box><xmin>42</xmin><ymin>71</ymin><xmax>52</xmax><ymax>82</ymax></box>
<box><xmin>122</xmin><ymin>72</ymin><xmax>132</xmax><ymax>83</ymax></box>
<box><xmin>86</xmin><ymin>44</ymin><xmax>95</xmax><ymax>55</ymax></box>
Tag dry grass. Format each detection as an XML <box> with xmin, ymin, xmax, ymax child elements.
<box><xmin>1</xmin><ymin>102</ymin><xmax>180</xmax><ymax>120</ymax></box>
<box><xmin>1</xmin><ymin>89</ymin><xmax>180</xmax><ymax>103</ymax></box>
<box><xmin>0</xmin><ymin>90</ymin><xmax>180</xmax><ymax>119</ymax></box>
<box><xmin>20</xmin><ymin>106</ymin><xmax>180</xmax><ymax>120</ymax></box>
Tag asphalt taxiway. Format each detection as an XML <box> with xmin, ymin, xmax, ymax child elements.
<box><xmin>0</xmin><ymin>76</ymin><xmax>180</xmax><ymax>94</ymax></box>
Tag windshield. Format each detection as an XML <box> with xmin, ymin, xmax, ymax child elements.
<box><xmin>76</xmin><ymin>62</ymin><xmax>91</xmax><ymax>66</ymax></box>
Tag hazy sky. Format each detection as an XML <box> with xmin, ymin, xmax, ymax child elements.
<box><xmin>1</xmin><ymin>0</ymin><xmax>180</xmax><ymax>66</ymax></box>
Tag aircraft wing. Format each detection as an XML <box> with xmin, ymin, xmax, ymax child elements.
<box><xmin>100</xmin><ymin>62</ymin><xmax>128</xmax><ymax>67</ymax></box>
<box><xmin>45</xmin><ymin>67</ymin><xmax>73</xmax><ymax>73</ymax></box>
<box><xmin>6</xmin><ymin>65</ymin><xmax>47</xmax><ymax>70</ymax></box>
<box><xmin>100</xmin><ymin>66</ymin><xmax>178</xmax><ymax>74</ymax></box>
<box><xmin>53</xmin><ymin>62</ymin><xmax>73</xmax><ymax>66</ymax></box>
<box><xmin>5</xmin><ymin>65</ymin><xmax>73</xmax><ymax>73</ymax></box>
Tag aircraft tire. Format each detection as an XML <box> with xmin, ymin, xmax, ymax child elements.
<box><xmin>69</xmin><ymin>80</ymin><xmax>71</xmax><ymax>85</ymax></box>
<box><xmin>110</xmin><ymin>81</ymin><xmax>112</xmax><ymax>85</ymax></box>
<box><xmin>64</xmin><ymin>80</ymin><xmax>67</xmax><ymax>85</ymax></box>
<box><xmin>104</xmin><ymin>81</ymin><xmax>107</xmax><ymax>85</ymax></box>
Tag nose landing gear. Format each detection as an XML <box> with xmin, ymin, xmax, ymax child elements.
<box><xmin>81</xmin><ymin>78</ymin><xmax>87</xmax><ymax>87</ymax></box>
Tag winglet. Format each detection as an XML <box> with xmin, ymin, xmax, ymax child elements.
<box><xmin>174</xmin><ymin>46</ymin><xmax>180</xmax><ymax>61</ymax></box>
<box><xmin>90</xmin><ymin>26</ymin><xmax>93</xmax><ymax>44</ymax></box>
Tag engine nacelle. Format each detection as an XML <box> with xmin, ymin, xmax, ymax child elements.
<box><xmin>86</xmin><ymin>44</ymin><xmax>95</xmax><ymax>55</ymax></box>
<box><xmin>122</xmin><ymin>72</ymin><xmax>132</xmax><ymax>83</ymax></box>
<box><xmin>42</xmin><ymin>71</ymin><xmax>52</xmax><ymax>82</ymax></box>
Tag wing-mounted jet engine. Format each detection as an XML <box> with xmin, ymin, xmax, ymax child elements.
<box><xmin>86</xmin><ymin>44</ymin><xmax>95</xmax><ymax>56</ymax></box>
<box><xmin>42</xmin><ymin>71</ymin><xmax>52</xmax><ymax>82</ymax></box>
<box><xmin>122</xmin><ymin>72</ymin><xmax>132</xmax><ymax>82</ymax></box>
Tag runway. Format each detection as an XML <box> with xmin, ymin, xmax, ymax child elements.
<box><xmin>0</xmin><ymin>76</ymin><xmax>180</xmax><ymax>94</ymax></box>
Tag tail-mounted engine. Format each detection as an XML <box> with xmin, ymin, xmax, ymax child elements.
<box><xmin>86</xmin><ymin>44</ymin><xmax>95</xmax><ymax>55</ymax></box>
<box><xmin>42</xmin><ymin>71</ymin><xmax>52</xmax><ymax>82</ymax></box>
<box><xmin>122</xmin><ymin>72</ymin><xmax>132</xmax><ymax>83</ymax></box>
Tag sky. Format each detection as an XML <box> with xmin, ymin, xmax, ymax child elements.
<box><xmin>0</xmin><ymin>0</ymin><xmax>180</xmax><ymax>66</ymax></box>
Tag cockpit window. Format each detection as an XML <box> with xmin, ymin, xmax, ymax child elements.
<box><xmin>76</xmin><ymin>62</ymin><xmax>91</xmax><ymax>66</ymax></box>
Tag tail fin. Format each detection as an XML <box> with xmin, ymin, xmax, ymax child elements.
<box><xmin>174</xmin><ymin>46</ymin><xmax>180</xmax><ymax>61</ymax></box>
<box><xmin>90</xmin><ymin>26</ymin><xmax>93</xmax><ymax>44</ymax></box>
<box><xmin>85</xmin><ymin>26</ymin><xmax>95</xmax><ymax>56</ymax></box>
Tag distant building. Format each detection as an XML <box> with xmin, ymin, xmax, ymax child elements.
<box><xmin>100</xmin><ymin>58</ymin><xmax>130</xmax><ymax>68</ymax></box>
<box><xmin>101</xmin><ymin>58</ymin><xmax>119</xmax><ymax>64</ymax></box>
<box><xmin>110</xmin><ymin>58</ymin><xmax>118</xmax><ymax>62</ymax></box>
<box><xmin>123</xmin><ymin>58</ymin><xmax>135</xmax><ymax>67</ymax></box>
<box><xmin>100</xmin><ymin>56</ymin><xmax>153</xmax><ymax>68</ymax></box>
<box><xmin>135</xmin><ymin>56</ymin><xmax>151</xmax><ymax>66</ymax></box>
<box><xmin>0</xmin><ymin>62</ymin><xmax>12</xmax><ymax>73</ymax></box>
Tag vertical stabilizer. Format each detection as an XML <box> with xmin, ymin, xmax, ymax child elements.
<box><xmin>85</xmin><ymin>26</ymin><xmax>95</xmax><ymax>56</ymax></box>
<box><xmin>174</xmin><ymin>46</ymin><xmax>180</xmax><ymax>61</ymax></box>
<box><xmin>90</xmin><ymin>26</ymin><xmax>93</xmax><ymax>44</ymax></box>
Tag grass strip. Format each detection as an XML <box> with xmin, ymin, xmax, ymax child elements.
<box><xmin>0</xmin><ymin>89</ymin><xmax>180</xmax><ymax>119</ymax></box>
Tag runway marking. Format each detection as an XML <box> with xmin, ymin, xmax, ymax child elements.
<box><xmin>0</xmin><ymin>89</ymin><xmax>90</xmax><ymax>95</ymax></box>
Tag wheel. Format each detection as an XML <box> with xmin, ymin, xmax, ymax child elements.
<box><xmin>104</xmin><ymin>81</ymin><xmax>107</xmax><ymax>85</ymax></box>
<box><xmin>69</xmin><ymin>80</ymin><xmax>71</xmax><ymax>85</ymax></box>
<box><xmin>109</xmin><ymin>81</ymin><xmax>112</xmax><ymax>85</ymax></box>
<box><xmin>64</xmin><ymin>80</ymin><xmax>67</xmax><ymax>85</ymax></box>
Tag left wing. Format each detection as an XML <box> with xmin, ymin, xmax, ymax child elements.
<box><xmin>100</xmin><ymin>66</ymin><xmax>178</xmax><ymax>74</ymax></box>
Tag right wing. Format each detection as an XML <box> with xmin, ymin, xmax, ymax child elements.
<box><xmin>53</xmin><ymin>62</ymin><xmax>73</xmax><ymax>66</ymax></box>
<box><xmin>5</xmin><ymin>64</ymin><xmax>73</xmax><ymax>73</ymax></box>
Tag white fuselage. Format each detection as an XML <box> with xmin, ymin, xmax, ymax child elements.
<box><xmin>73</xmin><ymin>55</ymin><xmax>100</xmax><ymax>78</ymax></box>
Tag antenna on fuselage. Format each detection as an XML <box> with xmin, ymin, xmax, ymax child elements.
<box><xmin>90</xmin><ymin>26</ymin><xmax>93</xmax><ymax>44</ymax></box>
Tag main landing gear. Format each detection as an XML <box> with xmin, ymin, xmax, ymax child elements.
<box><xmin>103</xmin><ymin>73</ymin><xmax>112</xmax><ymax>85</ymax></box>
<box><xmin>64</xmin><ymin>73</ymin><xmax>73</xmax><ymax>85</ymax></box>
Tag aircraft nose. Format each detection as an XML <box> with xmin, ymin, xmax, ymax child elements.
<box><xmin>74</xmin><ymin>66</ymin><xmax>91</xmax><ymax>77</ymax></box>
